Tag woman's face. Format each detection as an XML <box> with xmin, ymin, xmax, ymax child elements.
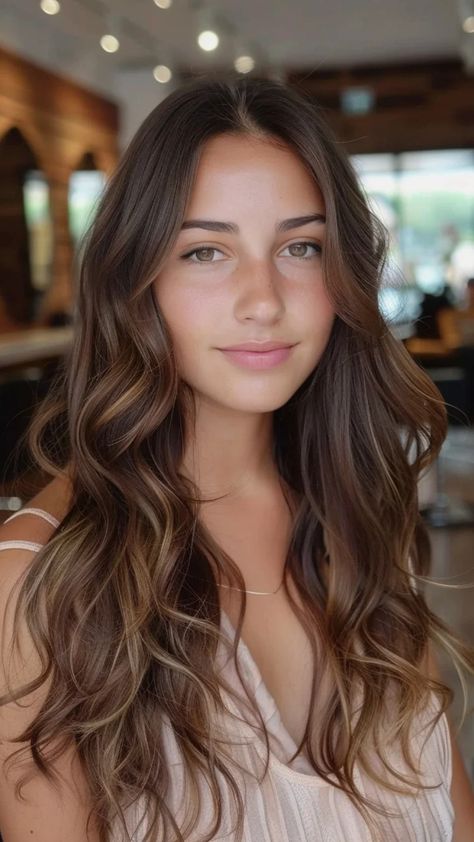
<box><xmin>153</xmin><ymin>133</ymin><xmax>336</xmax><ymax>414</ymax></box>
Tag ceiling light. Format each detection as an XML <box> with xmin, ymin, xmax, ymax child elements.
<box><xmin>459</xmin><ymin>0</ymin><xmax>474</xmax><ymax>31</ymax></box>
<box><xmin>40</xmin><ymin>0</ymin><xmax>60</xmax><ymax>14</ymax></box>
<box><xmin>100</xmin><ymin>34</ymin><xmax>120</xmax><ymax>53</ymax></box>
<box><xmin>153</xmin><ymin>64</ymin><xmax>172</xmax><ymax>83</ymax></box>
<box><xmin>234</xmin><ymin>55</ymin><xmax>255</xmax><ymax>73</ymax></box>
<box><xmin>197</xmin><ymin>30</ymin><xmax>219</xmax><ymax>51</ymax></box>
<box><xmin>463</xmin><ymin>15</ymin><xmax>474</xmax><ymax>31</ymax></box>
<box><xmin>154</xmin><ymin>0</ymin><xmax>172</xmax><ymax>7</ymax></box>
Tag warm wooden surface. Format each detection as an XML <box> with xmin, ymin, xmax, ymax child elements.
<box><xmin>0</xmin><ymin>326</ymin><xmax>72</xmax><ymax>370</ymax></box>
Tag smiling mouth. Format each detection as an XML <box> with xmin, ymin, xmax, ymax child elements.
<box><xmin>218</xmin><ymin>342</ymin><xmax>295</xmax><ymax>353</ymax></box>
<box><xmin>218</xmin><ymin>345</ymin><xmax>295</xmax><ymax>369</ymax></box>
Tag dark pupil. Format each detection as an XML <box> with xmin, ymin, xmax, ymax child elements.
<box><xmin>290</xmin><ymin>243</ymin><xmax>305</xmax><ymax>256</ymax></box>
<box><xmin>198</xmin><ymin>248</ymin><xmax>214</xmax><ymax>261</ymax></box>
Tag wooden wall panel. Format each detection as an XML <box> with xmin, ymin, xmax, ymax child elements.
<box><xmin>289</xmin><ymin>59</ymin><xmax>474</xmax><ymax>154</ymax></box>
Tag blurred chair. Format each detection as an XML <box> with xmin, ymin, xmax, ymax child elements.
<box><xmin>414</xmin><ymin>361</ymin><xmax>474</xmax><ymax>527</ymax></box>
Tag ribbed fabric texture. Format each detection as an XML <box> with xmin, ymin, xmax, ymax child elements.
<box><xmin>0</xmin><ymin>508</ymin><xmax>455</xmax><ymax>841</ymax></box>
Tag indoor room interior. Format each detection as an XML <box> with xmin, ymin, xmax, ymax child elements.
<box><xmin>0</xmin><ymin>0</ymin><xmax>473</xmax><ymax>803</ymax></box>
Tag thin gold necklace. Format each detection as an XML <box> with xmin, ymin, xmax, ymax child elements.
<box><xmin>216</xmin><ymin>577</ymin><xmax>284</xmax><ymax>596</ymax></box>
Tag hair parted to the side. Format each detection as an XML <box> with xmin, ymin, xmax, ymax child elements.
<box><xmin>2</xmin><ymin>73</ymin><xmax>474</xmax><ymax>842</ymax></box>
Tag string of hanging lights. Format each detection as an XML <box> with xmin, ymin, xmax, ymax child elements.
<box><xmin>38</xmin><ymin>0</ymin><xmax>263</xmax><ymax>84</ymax></box>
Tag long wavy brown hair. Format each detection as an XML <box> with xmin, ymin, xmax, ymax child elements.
<box><xmin>2</xmin><ymin>74</ymin><xmax>473</xmax><ymax>842</ymax></box>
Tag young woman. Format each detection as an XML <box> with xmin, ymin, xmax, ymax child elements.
<box><xmin>0</xmin><ymin>76</ymin><xmax>473</xmax><ymax>842</ymax></box>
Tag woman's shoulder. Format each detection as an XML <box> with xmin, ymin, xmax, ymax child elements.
<box><xmin>0</xmin><ymin>474</ymin><xmax>73</xmax><ymax>558</ymax></box>
<box><xmin>0</xmin><ymin>473</ymin><xmax>73</xmax><ymax>698</ymax></box>
<box><xmin>0</xmin><ymin>476</ymin><xmax>100</xmax><ymax>842</ymax></box>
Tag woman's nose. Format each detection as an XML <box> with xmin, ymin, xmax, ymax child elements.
<box><xmin>234</xmin><ymin>257</ymin><xmax>285</xmax><ymax>320</ymax></box>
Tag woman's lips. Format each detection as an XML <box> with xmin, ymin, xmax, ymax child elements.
<box><xmin>218</xmin><ymin>345</ymin><xmax>295</xmax><ymax>369</ymax></box>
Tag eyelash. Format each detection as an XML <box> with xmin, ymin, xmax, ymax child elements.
<box><xmin>180</xmin><ymin>240</ymin><xmax>322</xmax><ymax>264</ymax></box>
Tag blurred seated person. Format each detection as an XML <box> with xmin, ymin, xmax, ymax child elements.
<box><xmin>405</xmin><ymin>282</ymin><xmax>457</xmax><ymax>355</ymax></box>
<box><xmin>405</xmin><ymin>279</ymin><xmax>474</xmax><ymax>423</ymax></box>
<box><xmin>437</xmin><ymin>277</ymin><xmax>474</xmax><ymax>350</ymax></box>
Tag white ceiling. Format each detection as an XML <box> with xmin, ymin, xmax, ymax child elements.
<box><xmin>0</xmin><ymin>0</ymin><xmax>469</xmax><ymax>101</ymax></box>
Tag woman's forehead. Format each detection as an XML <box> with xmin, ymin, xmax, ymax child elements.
<box><xmin>187</xmin><ymin>134</ymin><xmax>325</xmax><ymax>213</ymax></box>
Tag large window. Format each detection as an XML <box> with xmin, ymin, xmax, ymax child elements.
<box><xmin>351</xmin><ymin>150</ymin><xmax>474</xmax><ymax>324</ymax></box>
<box><xmin>68</xmin><ymin>169</ymin><xmax>106</xmax><ymax>250</ymax></box>
<box><xmin>23</xmin><ymin>169</ymin><xmax>53</xmax><ymax>294</ymax></box>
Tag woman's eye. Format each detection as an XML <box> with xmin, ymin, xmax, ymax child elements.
<box><xmin>281</xmin><ymin>241</ymin><xmax>322</xmax><ymax>259</ymax></box>
<box><xmin>180</xmin><ymin>240</ymin><xmax>322</xmax><ymax>264</ymax></box>
<box><xmin>181</xmin><ymin>247</ymin><xmax>223</xmax><ymax>263</ymax></box>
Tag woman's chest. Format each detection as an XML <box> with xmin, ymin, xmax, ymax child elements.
<box><xmin>201</xmin><ymin>484</ymin><xmax>323</xmax><ymax>750</ymax></box>
<box><xmin>220</xmin><ymin>580</ymin><xmax>317</xmax><ymax>750</ymax></box>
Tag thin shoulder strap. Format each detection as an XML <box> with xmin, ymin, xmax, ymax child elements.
<box><xmin>3</xmin><ymin>508</ymin><xmax>60</xmax><ymax>528</ymax></box>
<box><xmin>0</xmin><ymin>508</ymin><xmax>61</xmax><ymax>553</ymax></box>
<box><xmin>0</xmin><ymin>539</ymin><xmax>45</xmax><ymax>552</ymax></box>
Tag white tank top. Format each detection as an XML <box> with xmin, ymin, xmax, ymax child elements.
<box><xmin>0</xmin><ymin>508</ymin><xmax>454</xmax><ymax>841</ymax></box>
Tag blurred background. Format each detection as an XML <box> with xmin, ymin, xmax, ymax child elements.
<box><xmin>0</xmin><ymin>0</ymin><xmax>473</xmax><ymax>782</ymax></box>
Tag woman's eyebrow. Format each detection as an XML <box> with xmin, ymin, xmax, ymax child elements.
<box><xmin>180</xmin><ymin>214</ymin><xmax>326</xmax><ymax>234</ymax></box>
